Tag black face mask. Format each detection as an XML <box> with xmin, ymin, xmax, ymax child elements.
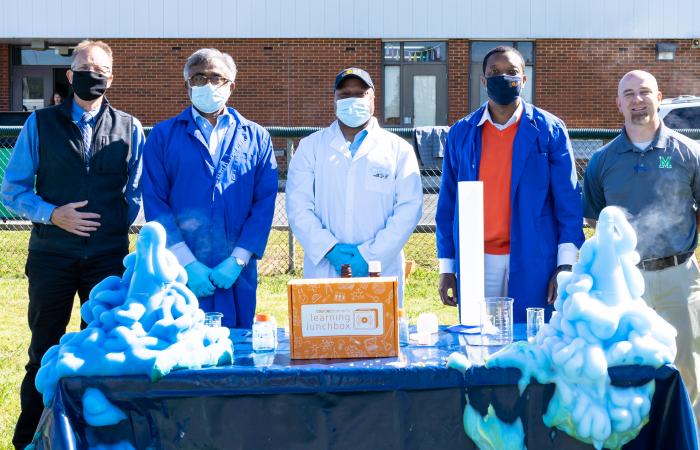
<box><xmin>71</xmin><ymin>71</ymin><xmax>109</xmax><ymax>101</ymax></box>
<box><xmin>486</xmin><ymin>75</ymin><xmax>523</xmax><ymax>106</ymax></box>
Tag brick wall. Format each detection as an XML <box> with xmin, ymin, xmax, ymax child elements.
<box><xmin>535</xmin><ymin>39</ymin><xmax>700</xmax><ymax>128</ymax></box>
<box><xmin>104</xmin><ymin>39</ymin><xmax>382</xmax><ymax>127</ymax></box>
<box><xmin>1</xmin><ymin>39</ymin><xmax>699</xmax><ymax>129</ymax></box>
<box><xmin>0</xmin><ymin>44</ymin><xmax>9</xmax><ymax>111</ymax></box>
<box><xmin>447</xmin><ymin>39</ymin><xmax>470</xmax><ymax>123</ymax></box>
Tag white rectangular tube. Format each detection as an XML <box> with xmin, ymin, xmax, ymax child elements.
<box><xmin>457</xmin><ymin>181</ymin><xmax>484</xmax><ymax>327</ymax></box>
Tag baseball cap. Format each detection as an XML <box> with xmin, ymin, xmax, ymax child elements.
<box><xmin>334</xmin><ymin>67</ymin><xmax>374</xmax><ymax>90</ymax></box>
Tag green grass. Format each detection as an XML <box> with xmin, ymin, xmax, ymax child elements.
<box><xmin>0</xmin><ymin>279</ymin><xmax>83</xmax><ymax>450</ymax></box>
<box><xmin>0</xmin><ymin>230</ymin><xmax>440</xmax><ymax>277</ymax></box>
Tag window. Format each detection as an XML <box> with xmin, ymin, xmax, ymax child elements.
<box><xmin>663</xmin><ymin>107</ymin><xmax>700</xmax><ymax>129</ymax></box>
<box><xmin>12</xmin><ymin>48</ymin><xmax>74</xmax><ymax>66</ymax></box>
<box><xmin>382</xmin><ymin>42</ymin><xmax>448</xmax><ymax>127</ymax></box>
<box><xmin>469</xmin><ymin>41</ymin><xmax>534</xmax><ymax>111</ymax></box>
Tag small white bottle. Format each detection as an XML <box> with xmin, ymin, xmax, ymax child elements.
<box><xmin>368</xmin><ymin>261</ymin><xmax>382</xmax><ymax>277</ymax></box>
<box><xmin>252</xmin><ymin>313</ymin><xmax>277</xmax><ymax>352</ymax></box>
<box><xmin>398</xmin><ymin>308</ymin><xmax>409</xmax><ymax>346</ymax></box>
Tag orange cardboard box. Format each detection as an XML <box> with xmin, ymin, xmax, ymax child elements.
<box><xmin>287</xmin><ymin>277</ymin><xmax>399</xmax><ymax>359</ymax></box>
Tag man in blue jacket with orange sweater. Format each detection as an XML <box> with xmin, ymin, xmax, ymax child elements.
<box><xmin>436</xmin><ymin>46</ymin><xmax>584</xmax><ymax>323</ymax></box>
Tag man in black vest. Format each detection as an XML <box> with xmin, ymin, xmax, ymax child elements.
<box><xmin>1</xmin><ymin>40</ymin><xmax>144</xmax><ymax>449</ymax></box>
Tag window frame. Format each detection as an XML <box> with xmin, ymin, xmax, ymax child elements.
<box><xmin>381</xmin><ymin>41</ymin><xmax>448</xmax><ymax>126</ymax></box>
<box><xmin>468</xmin><ymin>40</ymin><xmax>535</xmax><ymax>111</ymax></box>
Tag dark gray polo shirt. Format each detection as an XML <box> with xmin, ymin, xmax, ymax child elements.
<box><xmin>583</xmin><ymin>124</ymin><xmax>700</xmax><ymax>260</ymax></box>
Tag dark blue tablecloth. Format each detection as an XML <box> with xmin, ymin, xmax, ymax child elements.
<box><xmin>34</xmin><ymin>325</ymin><xmax>698</xmax><ymax>449</ymax></box>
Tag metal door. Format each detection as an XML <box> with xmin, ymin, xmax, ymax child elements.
<box><xmin>12</xmin><ymin>66</ymin><xmax>54</xmax><ymax>111</ymax></box>
<box><xmin>401</xmin><ymin>65</ymin><xmax>448</xmax><ymax>127</ymax></box>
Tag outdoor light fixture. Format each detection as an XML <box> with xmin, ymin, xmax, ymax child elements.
<box><xmin>692</xmin><ymin>39</ymin><xmax>700</xmax><ymax>49</ymax></box>
<box><xmin>30</xmin><ymin>40</ymin><xmax>47</xmax><ymax>51</ymax></box>
<box><xmin>54</xmin><ymin>46</ymin><xmax>72</xmax><ymax>56</ymax></box>
<box><xmin>656</xmin><ymin>42</ymin><xmax>676</xmax><ymax>61</ymax></box>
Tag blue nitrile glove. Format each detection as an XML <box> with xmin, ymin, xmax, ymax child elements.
<box><xmin>209</xmin><ymin>256</ymin><xmax>244</xmax><ymax>289</ymax></box>
<box><xmin>349</xmin><ymin>248</ymin><xmax>369</xmax><ymax>277</ymax></box>
<box><xmin>326</xmin><ymin>245</ymin><xmax>355</xmax><ymax>273</ymax></box>
<box><xmin>185</xmin><ymin>261</ymin><xmax>216</xmax><ymax>298</ymax></box>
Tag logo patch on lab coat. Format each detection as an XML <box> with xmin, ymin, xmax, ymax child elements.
<box><xmin>370</xmin><ymin>167</ymin><xmax>390</xmax><ymax>180</ymax></box>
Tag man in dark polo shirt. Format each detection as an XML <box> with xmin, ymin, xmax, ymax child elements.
<box><xmin>583</xmin><ymin>70</ymin><xmax>700</xmax><ymax>430</ymax></box>
<box><xmin>1</xmin><ymin>40</ymin><xmax>144</xmax><ymax>449</ymax></box>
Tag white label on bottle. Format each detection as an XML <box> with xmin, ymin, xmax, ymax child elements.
<box><xmin>300</xmin><ymin>303</ymin><xmax>384</xmax><ymax>337</ymax></box>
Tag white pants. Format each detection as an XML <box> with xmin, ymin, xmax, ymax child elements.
<box><xmin>642</xmin><ymin>255</ymin><xmax>700</xmax><ymax>432</ymax></box>
<box><xmin>485</xmin><ymin>254</ymin><xmax>510</xmax><ymax>298</ymax></box>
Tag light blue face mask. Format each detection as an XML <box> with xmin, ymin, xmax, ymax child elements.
<box><xmin>190</xmin><ymin>83</ymin><xmax>231</xmax><ymax>114</ymax></box>
<box><xmin>336</xmin><ymin>97</ymin><xmax>372</xmax><ymax>128</ymax></box>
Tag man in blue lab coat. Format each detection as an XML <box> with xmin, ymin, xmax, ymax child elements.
<box><xmin>143</xmin><ymin>48</ymin><xmax>278</xmax><ymax>328</ymax></box>
<box><xmin>435</xmin><ymin>46</ymin><xmax>584</xmax><ymax>323</ymax></box>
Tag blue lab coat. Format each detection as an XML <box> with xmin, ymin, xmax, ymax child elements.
<box><xmin>143</xmin><ymin>107</ymin><xmax>278</xmax><ymax>328</ymax></box>
<box><xmin>435</xmin><ymin>100</ymin><xmax>584</xmax><ymax>322</ymax></box>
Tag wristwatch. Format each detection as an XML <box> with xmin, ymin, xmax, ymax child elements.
<box><xmin>235</xmin><ymin>257</ymin><xmax>247</xmax><ymax>268</ymax></box>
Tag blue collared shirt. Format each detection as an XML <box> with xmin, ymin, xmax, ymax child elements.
<box><xmin>1</xmin><ymin>101</ymin><xmax>145</xmax><ymax>224</ymax></box>
<box><xmin>348</xmin><ymin>129</ymin><xmax>369</xmax><ymax>157</ymax></box>
<box><xmin>191</xmin><ymin>106</ymin><xmax>235</xmax><ymax>165</ymax></box>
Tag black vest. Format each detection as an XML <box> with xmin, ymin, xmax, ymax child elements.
<box><xmin>31</xmin><ymin>96</ymin><xmax>133</xmax><ymax>258</ymax></box>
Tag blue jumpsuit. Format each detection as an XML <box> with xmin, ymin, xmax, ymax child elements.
<box><xmin>143</xmin><ymin>107</ymin><xmax>278</xmax><ymax>328</ymax></box>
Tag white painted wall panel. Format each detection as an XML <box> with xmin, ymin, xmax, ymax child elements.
<box><xmin>354</xmin><ymin>0</ymin><xmax>370</xmax><ymax>38</ymax></box>
<box><xmin>293</xmin><ymin>0</ymin><xmax>307</xmax><ymax>38</ymax></box>
<box><xmin>659</xmin><ymin>0</ymin><xmax>676</xmax><ymax>38</ymax></box>
<box><xmin>676</xmin><ymin>0</ymin><xmax>692</xmax><ymax>38</ymax></box>
<box><xmin>514</xmin><ymin>0</ymin><xmax>531</xmax><ymax>40</ymax></box>
<box><xmin>440</xmin><ymin>0</ymin><xmax>458</xmax><ymax>38</ymax></box>
<box><xmin>162</xmin><ymin>0</ymin><xmax>179</xmax><ymax>38</ymax></box>
<box><xmin>529</xmin><ymin>0</ymin><xmax>546</xmax><ymax>38</ymax></box>
<box><xmin>468</xmin><ymin>0</ymin><xmax>485</xmax><ymax>38</ymax></box>
<box><xmin>1</xmin><ymin>0</ymin><xmax>698</xmax><ymax>39</ymax></box>
<box><xmin>324</xmin><ymin>0</ymin><xmax>341</xmax><ymax>38</ymax></box>
<box><xmin>381</xmin><ymin>0</ymin><xmax>401</xmax><ymax>38</ymax></box>
<box><xmin>99</xmin><ymin>0</ymin><xmax>120</xmax><ymax>38</ymax></box>
<box><xmin>368</xmin><ymin>1</ymin><xmax>383</xmax><ymax>38</ymax></box>
<box><xmin>236</xmin><ymin>0</ymin><xmax>254</xmax><ymax>38</ymax></box>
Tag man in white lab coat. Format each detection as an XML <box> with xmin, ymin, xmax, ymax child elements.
<box><xmin>286</xmin><ymin>67</ymin><xmax>422</xmax><ymax>302</ymax></box>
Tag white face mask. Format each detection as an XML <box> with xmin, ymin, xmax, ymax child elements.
<box><xmin>190</xmin><ymin>83</ymin><xmax>231</xmax><ymax>114</ymax></box>
<box><xmin>335</xmin><ymin>97</ymin><xmax>372</xmax><ymax>128</ymax></box>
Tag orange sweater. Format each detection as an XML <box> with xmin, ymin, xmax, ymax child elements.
<box><xmin>479</xmin><ymin>120</ymin><xmax>518</xmax><ymax>254</ymax></box>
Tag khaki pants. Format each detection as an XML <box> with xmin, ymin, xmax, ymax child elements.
<box><xmin>642</xmin><ymin>255</ymin><xmax>700</xmax><ymax>433</ymax></box>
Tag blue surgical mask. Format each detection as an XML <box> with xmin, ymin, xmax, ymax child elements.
<box><xmin>486</xmin><ymin>75</ymin><xmax>522</xmax><ymax>106</ymax></box>
<box><xmin>190</xmin><ymin>83</ymin><xmax>230</xmax><ymax>114</ymax></box>
<box><xmin>336</xmin><ymin>97</ymin><xmax>372</xmax><ymax>128</ymax></box>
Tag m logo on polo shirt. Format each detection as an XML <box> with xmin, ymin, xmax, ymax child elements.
<box><xmin>658</xmin><ymin>156</ymin><xmax>672</xmax><ymax>169</ymax></box>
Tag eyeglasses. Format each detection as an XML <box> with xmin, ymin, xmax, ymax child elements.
<box><xmin>187</xmin><ymin>74</ymin><xmax>231</xmax><ymax>87</ymax></box>
<box><xmin>71</xmin><ymin>64</ymin><xmax>112</xmax><ymax>75</ymax></box>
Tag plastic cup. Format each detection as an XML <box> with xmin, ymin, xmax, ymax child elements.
<box><xmin>480</xmin><ymin>297</ymin><xmax>513</xmax><ymax>345</ymax></box>
<box><xmin>416</xmin><ymin>313</ymin><xmax>438</xmax><ymax>335</ymax></box>
<box><xmin>204</xmin><ymin>312</ymin><xmax>223</xmax><ymax>328</ymax></box>
<box><xmin>526</xmin><ymin>307</ymin><xmax>545</xmax><ymax>342</ymax></box>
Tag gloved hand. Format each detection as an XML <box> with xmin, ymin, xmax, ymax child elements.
<box><xmin>326</xmin><ymin>245</ymin><xmax>355</xmax><ymax>273</ymax></box>
<box><xmin>185</xmin><ymin>261</ymin><xmax>216</xmax><ymax>298</ymax></box>
<box><xmin>209</xmin><ymin>256</ymin><xmax>244</xmax><ymax>289</ymax></box>
<box><xmin>349</xmin><ymin>248</ymin><xmax>369</xmax><ymax>277</ymax></box>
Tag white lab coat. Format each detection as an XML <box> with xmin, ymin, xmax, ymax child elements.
<box><xmin>286</xmin><ymin>118</ymin><xmax>423</xmax><ymax>303</ymax></box>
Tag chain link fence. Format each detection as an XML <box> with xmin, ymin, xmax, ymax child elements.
<box><xmin>1</xmin><ymin>126</ymin><xmax>699</xmax><ymax>278</ymax></box>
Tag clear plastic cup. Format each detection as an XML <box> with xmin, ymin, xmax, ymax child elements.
<box><xmin>480</xmin><ymin>297</ymin><xmax>513</xmax><ymax>345</ymax></box>
<box><xmin>416</xmin><ymin>313</ymin><xmax>438</xmax><ymax>335</ymax></box>
<box><xmin>526</xmin><ymin>307</ymin><xmax>545</xmax><ymax>343</ymax></box>
<box><xmin>204</xmin><ymin>312</ymin><xmax>223</xmax><ymax>328</ymax></box>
